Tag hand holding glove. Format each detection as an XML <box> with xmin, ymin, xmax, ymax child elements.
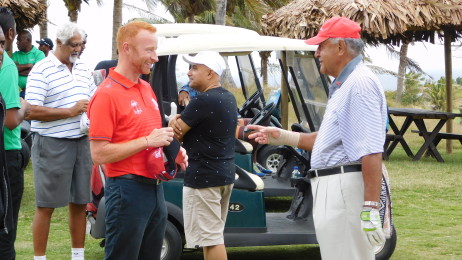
<box><xmin>360</xmin><ymin>206</ymin><xmax>386</xmax><ymax>247</ymax></box>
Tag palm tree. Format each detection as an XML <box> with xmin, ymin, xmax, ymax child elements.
<box><xmin>396</xmin><ymin>42</ymin><xmax>409</xmax><ymax>103</ymax></box>
<box><xmin>384</xmin><ymin>43</ymin><xmax>431</xmax><ymax>103</ymax></box>
<box><xmin>111</xmin><ymin>0</ymin><xmax>172</xmax><ymax>59</ymax></box>
<box><xmin>112</xmin><ymin>0</ymin><xmax>123</xmax><ymax>59</ymax></box>
<box><xmin>62</xmin><ymin>0</ymin><xmax>88</xmax><ymax>22</ymax></box>
<box><xmin>39</xmin><ymin>0</ymin><xmax>48</xmax><ymax>39</ymax></box>
<box><xmin>226</xmin><ymin>0</ymin><xmax>291</xmax><ymax>86</ymax></box>
<box><xmin>63</xmin><ymin>0</ymin><xmax>103</xmax><ymax>22</ymax></box>
<box><xmin>160</xmin><ymin>0</ymin><xmax>214</xmax><ymax>23</ymax></box>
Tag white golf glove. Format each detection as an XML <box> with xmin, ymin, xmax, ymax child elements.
<box><xmin>360</xmin><ymin>207</ymin><xmax>386</xmax><ymax>247</ymax></box>
<box><xmin>80</xmin><ymin>112</ymin><xmax>90</xmax><ymax>134</ymax></box>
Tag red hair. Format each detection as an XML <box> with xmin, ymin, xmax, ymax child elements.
<box><xmin>116</xmin><ymin>21</ymin><xmax>157</xmax><ymax>50</ymax></box>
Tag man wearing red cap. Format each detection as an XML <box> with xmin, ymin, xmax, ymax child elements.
<box><xmin>247</xmin><ymin>17</ymin><xmax>386</xmax><ymax>259</ymax></box>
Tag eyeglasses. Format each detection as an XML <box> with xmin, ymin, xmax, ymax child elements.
<box><xmin>66</xmin><ymin>42</ymin><xmax>82</xmax><ymax>48</ymax></box>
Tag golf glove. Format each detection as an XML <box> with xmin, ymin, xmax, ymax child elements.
<box><xmin>360</xmin><ymin>207</ymin><xmax>386</xmax><ymax>247</ymax></box>
<box><xmin>80</xmin><ymin>112</ymin><xmax>90</xmax><ymax>134</ymax></box>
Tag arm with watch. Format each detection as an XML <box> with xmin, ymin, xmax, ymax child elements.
<box><xmin>361</xmin><ymin>152</ymin><xmax>386</xmax><ymax>247</ymax></box>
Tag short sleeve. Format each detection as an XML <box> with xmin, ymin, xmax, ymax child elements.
<box><xmin>339</xmin><ymin>85</ymin><xmax>386</xmax><ymax>160</ymax></box>
<box><xmin>35</xmin><ymin>50</ymin><xmax>45</xmax><ymax>62</ymax></box>
<box><xmin>0</xmin><ymin>64</ymin><xmax>20</xmax><ymax>110</ymax></box>
<box><xmin>88</xmin><ymin>90</ymin><xmax>116</xmax><ymax>141</ymax></box>
<box><xmin>26</xmin><ymin>66</ymin><xmax>48</xmax><ymax>106</ymax></box>
<box><xmin>181</xmin><ymin>94</ymin><xmax>207</xmax><ymax>128</ymax></box>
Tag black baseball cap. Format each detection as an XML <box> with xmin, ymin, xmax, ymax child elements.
<box><xmin>36</xmin><ymin>38</ymin><xmax>54</xmax><ymax>50</ymax></box>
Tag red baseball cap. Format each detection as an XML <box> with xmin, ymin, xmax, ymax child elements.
<box><xmin>305</xmin><ymin>17</ymin><xmax>361</xmax><ymax>45</ymax></box>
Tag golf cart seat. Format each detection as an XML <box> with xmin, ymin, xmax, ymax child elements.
<box><xmin>234</xmin><ymin>165</ymin><xmax>264</xmax><ymax>191</ymax></box>
<box><xmin>235</xmin><ymin>139</ymin><xmax>253</xmax><ymax>154</ymax></box>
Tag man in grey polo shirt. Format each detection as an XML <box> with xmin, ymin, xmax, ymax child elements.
<box><xmin>248</xmin><ymin>17</ymin><xmax>386</xmax><ymax>260</ymax></box>
<box><xmin>25</xmin><ymin>22</ymin><xmax>96</xmax><ymax>260</ymax></box>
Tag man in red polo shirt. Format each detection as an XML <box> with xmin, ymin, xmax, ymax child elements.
<box><xmin>88</xmin><ymin>21</ymin><xmax>187</xmax><ymax>260</ymax></box>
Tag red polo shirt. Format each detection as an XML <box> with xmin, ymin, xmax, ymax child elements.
<box><xmin>88</xmin><ymin>69</ymin><xmax>164</xmax><ymax>178</ymax></box>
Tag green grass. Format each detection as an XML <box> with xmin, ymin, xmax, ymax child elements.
<box><xmin>15</xmin><ymin>118</ymin><xmax>462</xmax><ymax>259</ymax></box>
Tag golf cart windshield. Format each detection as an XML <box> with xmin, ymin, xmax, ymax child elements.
<box><xmin>283</xmin><ymin>51</ymin><xmax>328</xmax><ymax>131</ymax></box>
<box><xmin>151</xmin><ymin>23</ymin><xmax>328</xmax><ymax>130</ymax></box>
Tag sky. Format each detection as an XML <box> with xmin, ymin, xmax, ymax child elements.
<box><xmin>20</xmin><ymin>0</ymin><xmax>462</xmax><ymax>91</ymax></box>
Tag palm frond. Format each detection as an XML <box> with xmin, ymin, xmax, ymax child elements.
<box><xmin>1</xmin><ymin>0</ymin><xmax>47</xmax><ymax>30</ymax></box>
<box><xmin>124</xmin><ymin>3</ymin><xmax>170</xmax><ymax>23</ymax></box>
<box><xmin>366</xmin><ymin>64</ymin><xmax>398</xmax><ymax>77</ymax></box>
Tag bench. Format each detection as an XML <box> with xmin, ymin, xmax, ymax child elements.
<box><xmin>411</xmin><ymin>130</ymin><xmax>462</xmax><ymax>146</ymax></box>
<box><xmin>411</xmin><ymin>130</ymin><xmax>462</xmax><ymax>160</ymax></box>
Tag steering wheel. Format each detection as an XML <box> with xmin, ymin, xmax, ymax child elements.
<box><xmin>238</xmin><ymin>89</ymin><xmax>263</xmax><ymax>118</ymax></box>
<box><xmin>248</xmin><ymin>102</ymin><xmax>277</xmax><ymax>126</ymax></box>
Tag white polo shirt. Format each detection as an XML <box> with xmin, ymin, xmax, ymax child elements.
<box><xmin>26</xmin><ymin>52</ymin><xmax>96</xmax><ymax>138</ymax></box>
<box><xmin>310</xmin><ymin>56</ymin><xmax>387</xmax><ymax>169</ymax></box>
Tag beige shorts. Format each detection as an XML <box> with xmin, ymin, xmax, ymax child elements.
<box><xmin>183</xmin><ymin>184</ymin><xmax>234</xmax><ymax>248</ymax></box>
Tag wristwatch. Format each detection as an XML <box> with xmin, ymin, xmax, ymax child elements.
<box><xmin>363</xmin><ymin>201</ymin><xmax>381</xmax><ymax>208</ymax></box>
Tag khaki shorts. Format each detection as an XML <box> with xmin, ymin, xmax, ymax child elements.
<box><xmin>183</xmin><ymin>184</ymin><xmax>234</xmax><ymax>248</ymax></box>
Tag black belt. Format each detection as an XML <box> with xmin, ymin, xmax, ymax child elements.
<box><xmin>113</xmin><ymin>174</ymin><xmax>161</xmax><ymax>185</ymax></box>
<box><xmin>309</xmin><ymin>164</ymin><xmax>362</xmax><ymax>178</ymax></box>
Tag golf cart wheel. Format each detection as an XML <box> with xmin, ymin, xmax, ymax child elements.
<box><xmin>375</xmin><ymin>225</ymin><xmax>397</xmax><ymax>260</ymax></box>
<box><xmin>161</xmin><ymin>220</ymin><xmax>182</xmax><ymax>260</ymax></box>
<box><xmin>257</xmin><ymin>145</ymin><xmax>283</xmax><ymax>173</ymax></box>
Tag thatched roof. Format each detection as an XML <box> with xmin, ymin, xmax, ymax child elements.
<box><xmin>261</xmin><ymin>0</ymin><xmax>462</xmax><ymax>46</ymax></box>
<box><xmin>0</xmin><ymin>0</ymin><xmax>47</xmax><ymax>30</ymax></box>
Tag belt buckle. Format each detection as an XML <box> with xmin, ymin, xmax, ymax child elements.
<box><xmin>308</xmin><ymin>169</ymin><xmax>319</xmax><ymax>178</ymax></box>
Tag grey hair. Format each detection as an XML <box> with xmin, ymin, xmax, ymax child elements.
<box><xmin>56</xmin><ymin>22</ymin><xmax>85</xmax><ymax>44</ymax></box>
<box><xmin>330</xmin><ymin>38</ymin><xmax>365</xmax><ymax>55</ymax></box>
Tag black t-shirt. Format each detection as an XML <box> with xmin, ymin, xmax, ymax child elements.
<box><xmin>181</xmin><ymin>87</ymin><xmax>237</xmax><ymax>188</ymax></box>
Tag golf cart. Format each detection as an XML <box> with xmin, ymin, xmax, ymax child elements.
<box><xmin>87</xmin><ymin>23</ymin><xmax>396</xmax><ymax>260</ymax></box>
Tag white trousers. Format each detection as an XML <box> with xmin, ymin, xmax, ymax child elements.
<box><xmin>311</xmin><ymin>171</ymin><xmax>374</xmax><ymax>260</ymax></box>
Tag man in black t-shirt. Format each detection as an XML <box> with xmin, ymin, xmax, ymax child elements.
<box><xmin>169</xmin><ymin>51</ymin><xmax>236</xmax><ymax>260</ymax></box>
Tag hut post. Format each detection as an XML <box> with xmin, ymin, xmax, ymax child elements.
<box><xmin>444</xmin><ymin>32</ymin><xmax>453</xmax><ymax>153</ymax></box>
<box><xmin>281</xmin><ymin>51</ymin><xmax>289</xmax><ymax>130</ymax></box>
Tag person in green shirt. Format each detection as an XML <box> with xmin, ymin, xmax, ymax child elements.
<box><xmin>12</xmin><ymin>30</ymin><xmax>45</xmax><ymax>98</ymax></box>
<box><xmin>0</xmin><ymin>10</ymin><xmax>31</xmax><ymax>259</ymax></box>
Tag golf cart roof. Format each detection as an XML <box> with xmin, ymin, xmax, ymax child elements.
<box><xmin>152</xmin><ymin>23</ymin><xmax>318</xmax><ymax>56</ymax></box>
<box><xmin>154</xmin><ymin>23</ymin><xmax>259</xmax><ymax>37</ymax></box>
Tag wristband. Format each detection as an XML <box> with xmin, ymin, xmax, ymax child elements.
<box><xmin>268</xmin><ymin>129</ymin><xmax>300</xmax><ymax>147</ymax></box>
<box><xmin>144</xmin><ymin>136</ymin><xmax>149</xmax><ymax>149</ymax></box>
<box><xmin>363</xmin><ymin>201</ymin><xmax>381</xmax><ymax>208</ymax></box>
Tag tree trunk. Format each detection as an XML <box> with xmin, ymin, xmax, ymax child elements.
<box><xmin>112</xmin><ymin>0</ymin><xmax>123</xmax><ymax>60</ymax></box>
<box><xmin>259</xmin><ymin>51</ymin><xmax>270</xmax><ymax>86</ymax></box>
<box><xmin>215</xmin><ymin>0</ymin><xmax>227</xmax><ymax>25</ymax></box>
<box><xmin>396</xmin><ymin>42</ymin><xmax>409</xmax><ymax>103</ymax></box>
<box><xmin>39</xmin><ymin>0</ymin><xmax>48</xmax><ymax>38</ymax></box>
<box><xmin>68</xmin><ymin>10</ymin><xmax>78</xmax><ymax>22</ymax></box>
<box><xmin>221</xmin><ymin>57</ymin><xmax>235</xmax><ymax>89</ymax></box>
<box><xmin>188</xmin><ymin>14</ymin><xmax>195</xmax><ymax>23</ymax></box>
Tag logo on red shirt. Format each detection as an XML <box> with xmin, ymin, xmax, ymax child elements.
<box><xmin>131</xmin><ymin>100</ymin><xmax>142</xmax><ymax>114</ymax></box>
